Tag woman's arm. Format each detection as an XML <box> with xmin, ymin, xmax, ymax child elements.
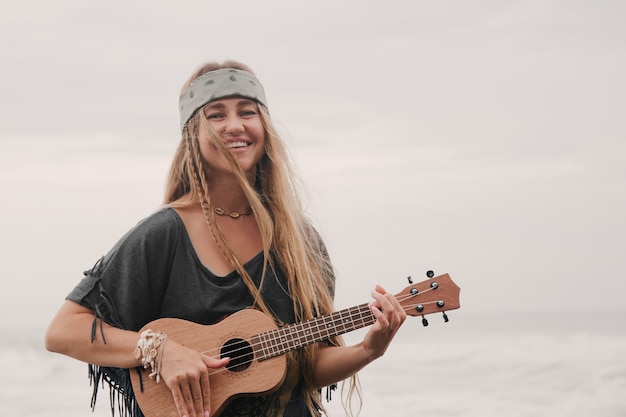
<box><xmin>45</xmin><ymin>300</ymin><xmax>228</xmax><ymax>417</ymax></box>
<box><xmin>313</xmin><ymin>285</ymin><xmax>407</xmax><ymax>387</ymax></box>
<box><xmin>45</xmin><ymin>300</ymin><xmax>141</xmax><ymax>367</ymax></box>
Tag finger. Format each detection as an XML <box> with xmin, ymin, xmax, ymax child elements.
<box><xmin>200</xmin><ymin>367</ymin><xmax>210</xmax><ymax>417</ymax></box>
<box><xmin>170</xmin><ymin>381</ymin><xmax>190</xmax><ymax>417</ymax></box>
<box><xmin>203</xmin><ymin>354</ymin><xmax>230</xmax><ymax>369</ymax></box>
<box><xmin>387</xmin><ymin>291</ymin><xmax>408</xmax><ymax>321</ymax></box>
<box><xmin>371</xmin><ymin>291</ymin><xmax>394</xmax><ymax>315</ymax></box>
<box><xmin>376</xmin><ymin>295</ymin><xmax>405</xmax><ymax>330</ymax></box>
<box><xmin>369</xmin><ymin>292</ymin><xmax>391</xmax><ymax>323</ymax></box>
<box><xmin>393</xmin><ymin>295</ymin><xmax>408</xmax><ymax>321</ymax></box>
<box><xmin>382</xmin><ymin>296</ymin><xmax>405</xmax><ymax>330</ymax></box>
<box><xmin>374</xmin><ymin>285</ymin><xmax>405</xmax><ymax>318</ymax></box>
<box><xmin>375</xmin><ymin>284</ymin><xmax>389</xmax><ymax>295</ymax></box>
<box><xmin>369</xmin><ymin>286</ymin><xmax>406</xmax><ymax>330</ymax></box>
<box><xmin>368</xmin><ymin>289</ymin><xmax>385</xmax><ymax>309</ymax></box>
<box><xmin>183</xmin><ymin>381</ymin><xmax>202</xmax><ymax>417</ymax></box>
<box><xmin>370</xmin><ymin>285</ymin><xmax>394</xmax><ymax>304</ymax></box>
<box><xmin>190</xmin><ymin>378</ymin><xmax>205</xmax><ymax>417</ymax></box>
<box><xmin>369</xmin><ymin>303</ymin><xmax>389</xmax><ymax>328</ymax></box>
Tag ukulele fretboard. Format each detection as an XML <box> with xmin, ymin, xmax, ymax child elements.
<box><xmin>255</xmin><ymin>304</ymin><xmax>375</xmax><ymax>360</ymax></box>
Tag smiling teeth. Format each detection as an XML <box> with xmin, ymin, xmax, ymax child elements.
<box><xmin>228</xmin><ymin>141</ymin><xmax>248</xmax><ymax>148</ymax></box>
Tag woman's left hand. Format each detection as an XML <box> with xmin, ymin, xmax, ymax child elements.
<box><xmin>312</xmin><ymin>285</ymin><xmax>408</xmax><ymax>387</ymax></box>
<box><xmin>363</xmin><ymin>285</ymin><xmax>407</xmax><ymax>360</ymax></box>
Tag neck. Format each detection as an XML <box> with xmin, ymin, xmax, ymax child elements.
<box><xmin>205</xmin><ymin>179</ymin><xmax>250</xmax><ymax>213</ymax></box>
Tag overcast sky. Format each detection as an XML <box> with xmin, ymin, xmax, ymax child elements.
<box><xmin>1</xmin><ymin>0</ymin><xmax>625</xmax><ymax>331</ymax></box>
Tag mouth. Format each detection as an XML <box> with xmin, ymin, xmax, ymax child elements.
<box><xmin>226</xmin><ymin>140</ymin><xmax>251</xmax><ymax>149</ymax></box>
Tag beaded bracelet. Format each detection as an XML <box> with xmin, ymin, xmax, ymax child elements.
<box><xmin>134</xmin><ymin>329</ymin><xmax>168</xmax><ymax>383</ymax></box>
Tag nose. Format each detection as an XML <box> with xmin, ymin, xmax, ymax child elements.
<box><xmin>223</xmin><ymin>114</ymin><xmax>245</xmax><ymax>134</ymax></box>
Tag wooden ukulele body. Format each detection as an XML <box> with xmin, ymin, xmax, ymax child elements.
<box><xmin>130</xmin><ymin>309</ymin><xmax>287</xmax><ymax>417</ymax></box>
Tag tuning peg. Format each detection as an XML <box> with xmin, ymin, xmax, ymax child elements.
<box><xmin>442</xmin><ymin>312</ymin><xmax>449</xmax><ymax>323</ymax></box>
<box><xmin>407</xmin><ymin>276</ymin><xmax>413</xmax><ymax>284</ymax></box>
<box><xmin>421</xmin><ymin>316</ymin><xmax>429</xmax><ymax>327</ymax></box>
<box><xmin>426</xmin><ymin>270</ymin><xmax>434</xmax><ymax>278</ymax></box>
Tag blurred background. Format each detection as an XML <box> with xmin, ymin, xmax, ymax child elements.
<box><xmin>1</xmin><ymin>1</ymin><xmax>624</xmax><ymax>416</ymax></box>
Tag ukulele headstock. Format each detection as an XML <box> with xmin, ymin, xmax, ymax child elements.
<box><xmin>395</xmin><ymin>272</ymin><xmax>461</xmax><ymax>325</ymax></box>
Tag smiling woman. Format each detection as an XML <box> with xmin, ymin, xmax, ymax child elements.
<box><xmin>197</xmin><ymin>98</ymin><xmax>267</xmax><ymax>180</ymax></box>
<box><xmin>44</xmin><ymin>60</ymin><xmax>408</xmax><ymax>417</ymax></box>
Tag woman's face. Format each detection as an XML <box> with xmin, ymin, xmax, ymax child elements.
<box><xmin>198</xmin><ymin>97</ymin><xmax>266</xmax><ymax>179</ymax></box>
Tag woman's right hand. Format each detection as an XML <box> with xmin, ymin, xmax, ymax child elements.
<box><xmin>160</xmin><ymin>340</ymin><xmax>230</xmax><ymax>417</ymax></box>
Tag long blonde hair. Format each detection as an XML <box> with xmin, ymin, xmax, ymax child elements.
<box><xmin>164</xmin><ymin>60</ymin><xmax>359</xmax><ymax>416</ymax></box>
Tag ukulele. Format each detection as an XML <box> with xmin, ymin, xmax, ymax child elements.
<box><xmin>130</xmin><ymin>273</ymin><xmax>461</xmax><ymax>417</ymax></box>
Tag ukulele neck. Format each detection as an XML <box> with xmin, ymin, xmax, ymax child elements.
<box><xmin>255</xmin><ymin>303</ymin><xmax>373</xmax><ymax>360</ymax></box>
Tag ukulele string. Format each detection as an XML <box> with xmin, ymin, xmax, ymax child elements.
<box><xmin>201</xmin><ymin>289</ymin><xmax>438</xmax><ymax>368</ymax></box>
<box><xmin>200</xmin><ymin>288</ymin><xmax>439</xmax><ymax>374</ymax></box>
<box><xmin>201</xmin><ymin>287</ymin><xmax>441</xmax><ymax>376</ymax></box>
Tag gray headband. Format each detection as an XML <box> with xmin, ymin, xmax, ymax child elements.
<box><xmin>179</xmin><ymin>68</ymin><xmax>268</xmax><ymax>131</ymax></box>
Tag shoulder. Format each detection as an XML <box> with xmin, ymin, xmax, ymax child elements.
<box><xmin>112</xmin><ymin>207</ymin><xmax>183</xmax><ymax>251</ymax></box>
<box><xmin>134</xmin><ymin>207</ymin><xmax>182</xmax><ymax>233</ymax></box>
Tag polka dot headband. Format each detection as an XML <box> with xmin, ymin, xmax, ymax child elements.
<box><xmin>179</xmin><ymin>68</ymin><xmax>268</xmax><ymax>131</ymax></box>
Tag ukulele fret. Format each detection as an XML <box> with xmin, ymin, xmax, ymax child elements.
<box><xmin>256</xmin><ymin>332</ymin><xmax>272</xmax><ymax>360</ymax></box>
<box><xmin>256</xmin><ymin>304</ymin><xmax>376</xmax><ymax>360</ymax></box>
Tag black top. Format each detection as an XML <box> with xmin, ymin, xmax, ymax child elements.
<box><xmin>67</xmin><ymin>208</ymin><xmax>327</xmax><ymax>417</ymax></box>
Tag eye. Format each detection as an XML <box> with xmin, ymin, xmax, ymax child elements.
<box><xmin>239</xmin><ymin>109</ymin><xmax>258</xmax><ymax>118</ymax></box>
<box><xmin>205</xmin><ymin>112</ymin><xmax>225</xmax><ymax>120</ymax></box>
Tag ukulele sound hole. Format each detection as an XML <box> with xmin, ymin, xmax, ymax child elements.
<box><xmin>221</xmin><ymin>338</ymin><xmax>253</xmax><ymax>372</ymax></box>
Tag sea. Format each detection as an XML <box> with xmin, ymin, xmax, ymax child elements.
<box><xmin>3</xmin><ymin>311</ymin><xmax>625</xmax><ymax>417</ymax></box>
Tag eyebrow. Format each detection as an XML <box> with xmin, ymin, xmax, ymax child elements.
<box><xmin>204</xmin><ymin>99</ymin><xmax>256</xmax><ymax>109</ymax></box>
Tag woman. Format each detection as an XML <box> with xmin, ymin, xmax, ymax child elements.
<box><xmin>45</xmin><ymin>60</ymin><xmax>407</xmax><ymax>417</ymax></box>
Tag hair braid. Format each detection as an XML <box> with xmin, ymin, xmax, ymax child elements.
<box><xmin>183</xmin><ymin>115</ymin><xmax>276</xmax><ymax>318</ymax></box>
